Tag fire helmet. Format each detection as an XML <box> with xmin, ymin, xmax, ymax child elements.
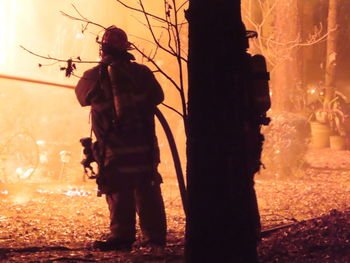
<box><xmin>101</xmin><ymin>26</ymin><xmax>132</xmax><ymax>52</ymax></box>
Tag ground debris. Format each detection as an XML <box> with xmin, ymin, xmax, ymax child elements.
<box><xmin>0</xmin><ymin>149</ymin><xmax>348</xmax><ymax>262</ymax></box>
<box><xmin>258</xmin><ymin>208</ymin><xmax>350</xmax><ymax>263</ymax></box>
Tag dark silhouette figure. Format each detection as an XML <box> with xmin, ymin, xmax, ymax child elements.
<box><xmin>75</xmin><ymin>26</ymin><xmax>166</xmax><ymax>251</ymax></box>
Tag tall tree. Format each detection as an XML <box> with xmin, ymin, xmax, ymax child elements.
<box><xmin>272</xmin><ymin>0</ymin><xmax>302</xmax><ymax>111</ymax></box>
<box><xmin>324</xmin><ymin>0</ymin><xmax>339</xmax><ymax>103</ymax></box>
<box><xmin>185</xmin><ymin>1</ymin><xmax>260</xmax><ymax>262</ymax></box>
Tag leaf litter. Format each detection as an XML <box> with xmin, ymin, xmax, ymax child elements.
<box><xmin>0</xmin><ymin>148</ymin><xmax>348</xmax><ymax>262</ymax></box>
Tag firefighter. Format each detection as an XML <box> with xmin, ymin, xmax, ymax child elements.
<box><xmin>75</xmin><ymin>26</ymin><xmax>166</xmax><ymax>251</ymax></box>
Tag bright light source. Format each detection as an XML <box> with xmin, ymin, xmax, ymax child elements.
<box><xmin>60</xmin><ymin>150</ymin><xmax>72</xmax><ymax>163</ymax></box>
<box><xmin>36</xmin><ymin>140</ymin><xmax>46</xmax><ymax>145</ymax></box>
<box><xmin>64</xmin><ymin>189</ymin><xmax>92</xmax><ymax>197</ymax></box>
<box><xmin>309</xmin><ymin>89</ymin><xmax>316</xmax><ymax>94</ymax></box>
<box><xmin>0</xmin><ymin>1</ymin><xmax>17</xmax><ymax>66</ymax></box>
<box><xmin>75</xmin><ymin>33</ymin><xmax>84</xmax><ymax>39</ymax></box>
<box><xmin>19</xmin><ymin>168</ymin><xmax>34</xmax><ymax>179</ymax></box>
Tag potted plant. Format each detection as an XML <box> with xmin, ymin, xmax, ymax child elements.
<box><xmin>309</xmin><ymin>92</ymin><xmax>347</xmax><ymax>150</ymax></box>
<box><xmin>326</xmin><ymin>97</ymin><xmax>347</xmax><ymax>150</ymax></box>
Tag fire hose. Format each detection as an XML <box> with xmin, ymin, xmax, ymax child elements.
<box><xmin>155</xmin><ymin>108</ymin><xmax>187</xmax><ymax>216</ymax></box>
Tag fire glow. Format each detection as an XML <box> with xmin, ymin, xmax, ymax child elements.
<box><xmin>63</xmin><ymin>188</ymin><xmax>92</xmax><ymax>197</ymax></box>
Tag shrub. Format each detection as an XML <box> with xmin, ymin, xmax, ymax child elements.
<box><xmin>261</xmin><ymin>111</ymin><xmax>311</xmax><ymax>177</ymax></box>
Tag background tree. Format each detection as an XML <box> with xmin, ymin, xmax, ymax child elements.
<box><xmin>324</xmin><ymin>0</ymin><xmax>339</xmax><ymax>103</ymax></box>
<box><xmin>272</xmin><ymin>0</ymin><xmax>301</xmax><ymax>111</ymax></box>
<box><xmin>242</xmin><ymin>0</ymin><xmax>331</xmax><ymax>112</ymax></box>
<box><xmin>186</xmin><ymin>0</ymin><xmax>260</xmax><ymax>262</ymax></box>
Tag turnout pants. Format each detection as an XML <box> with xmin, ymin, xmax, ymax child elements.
<box><xmin>105</xmin><ymin>180</ymin><xmax>167</xmax><ymax>245</ymax></box>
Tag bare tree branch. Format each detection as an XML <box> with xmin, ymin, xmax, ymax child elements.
<box><xmin>161</xmin><ymin>102</ymin><xmax>184</xmax><ymax>117</ymax></box>
<box><xmin>243</xmin><ymin>0</ymin><xmax>333</xmax><ymax>73</ymax></box>
<box><xmin>20</xmin><ymin>46</ymin><xmax>98</xmax><ymax>64</ymax></box>
<box><xmin>60</xmin><ymin>4</ymin><xmax>106</xmax><ymax>31</ymax></box>
<box><xmin>170</xmin><ymin>0</ymin><xmax>187</xmax><ymax>118</ymax></box>
<box><xmin>164</xmin><ymin>1</ymin><xmax>178</xmax><ymax>55</ymax></box>
<box><xmin>131</xmin><ymin>44</ymin><xmax>181</xmax><ymax>93</ymax></box>
<box><xmin>176</xmin><ymin>0</ymin><xmax>189</xmax><ymax>13</ymax></box>
<box><xmin>115</xmin><ymin>0</ymin><xmax>172</xmax><ymax>26</ymax></box>
<box><xmin>137</xmin><ymin>0</ymin><xmax>179</xmax><ymax>60</ymax></box>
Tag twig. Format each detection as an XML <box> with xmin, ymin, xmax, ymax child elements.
<box><xmin>20</xmin><ymin>45</ymin><xmax>99</xmax><ymax>64</ymax></box>
<box><xmin>60</xmin><ymin>12</ymin><xmax>106</xmax><ymax>31</ymax></box>
<box><xmin>132</xmin><ymin>44</ymin><xmax>181</xmax><ymax>93</ymax></box>
<box><xmin>138</xmin><ymin>0</ymin><xmax>178</xmax><ymax>59</ymax></box>
<box><xmin>164</xmin><ymin>0</ymin><xmax>177</xmax><ymax>55</ymax></box>
<box><xmin>151</xmin><ymin>34</ymin><xmax>161</xmax><ymax>60</ymax></box>
<box><xmin>161</xmin><ymin>102</ymin><xmax>184</xmax><ymax>118</ymax></box>
<box><xmin>38</xmin><ymin>61</ymin><xmax>60</xmax><ymax>67</ymax></box>
<box><xmin>61</xmin><ymin>4</ymin><xmax>106</xmax><ymax>32</ymax></box>
<box><xmin>171</xmin><ymin>0</ymin><xmax>187</xmax><ymax>118</ymax></box>
<box><xmin>115</xmin><ymin>0</ymin><xmax>172</xmax><ymax>26</ymax></box>
<box><xmin>176</xmin><ymin>0</ymin><xmax>189</xmax><ymax>13</ymax></box>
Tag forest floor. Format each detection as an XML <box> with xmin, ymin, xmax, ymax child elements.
<box><xmin>0</xmin><ymin>148</ymin><xmax>349</xmax><ymax>262</ymax></box>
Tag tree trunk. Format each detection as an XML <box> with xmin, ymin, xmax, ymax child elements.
<box><xmin>272</xmin><ymin>0</ymin><xmax>302</xmax><ymax>112</ymax></box>
<box><xmin>324</xmin><ymin>0</ymin><xmax>339</xmax><ymax>103</ymax></box>
<box><xmin>185</xmin><ymin>1</ymin><xmax>260</xmax><ymax>262</ymax></box>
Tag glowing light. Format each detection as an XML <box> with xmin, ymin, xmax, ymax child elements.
<box><xmin>37</xmin><ymin>189</ymin><xmax>54</xmax><ymax>194</ymax></box>
<box><xmin>269</xmin><ymin>91</ymin><xmax>273</xmax><ymax>96</ymax></box>
<box><xmin>0</xmin><ymin>1</ymin><xmax>17</xmax><ymax>67</ymax></box>
<box><xmin>75</xmin><ymin>33</ymin><xmax>84</xmax><ymax>39</ymax></box>
<box><xmin>39</xmin><ymin>152</ymin><xmax>48</xmax><ymax>164</ymax></box>
<box><xmin>308</xmin><ymin>89</ymin><xmax>316</xmax><ymax>94</ymax></box>
<box><xmin>12</xmin><ymin>194</ymin><xmax>30</xmax><ymax>204</ymax></box>
<box><xmin>60</xmin><ymin>150</ymin><xmax>72</xmax><ymax>163</ymax></box>
<box><xmin>36</xmin><ymin>140</ymin><xmax>46</xmax><ymax>145</ymax></box>
<box><xmin>19</xmin><ymin>168</ymin><xmax>34</xmax><ymax>179</ymax></box>
<box><xmin>64</xmin><ymin>189</ymin><xmax>92</xmax><ymax>197</ymax></box>
<box><xmin>16</xmin><ymin>167</ymin><xmax>34</xmax><ymax>179</ymax></box>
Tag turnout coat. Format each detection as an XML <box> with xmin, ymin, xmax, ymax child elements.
<box><xmin>75</xmin><ymin>59</ymin><xmax>164</xmax><ymax>193</ymax></box>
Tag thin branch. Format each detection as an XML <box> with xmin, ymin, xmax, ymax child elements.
<box><xmin>132</xmin><ymin>44</ymin><xmax>181</xmax><ymax>93</ymax></box>
<box><xmin>164</xmin><ymin>0</ymin><xmax>178</xmax><ymax>55</ymax></box>
<box><xmin>71</xmin><ymin>72</ymin><xmax>83</xmax><ymax>79</ymax></box>
<box><xmin>115</xmin><ymin>0</ymin><xmax>172</xmax><ymax>26</ymax></box>
<box><xmin>176</xmin><ymin>0</ymin><xmax>189</xmax><ymax>13</ymax></box>
<box><xmin>129</xmin><ymin>34</ymin><xmax>157</xmax><ymax>46</ymax></box>
<box><xmin>138</xmin><ymin>0</ymin><xmax>178</xmax><ymax>58</ymax></box>
<box><xmin>161</xmin><ymin>102</ymin><xmax>184</xmax><ymax>117</ymax></box>
<box><xmin>20</xmin><ymin>46</ymin><xmax>98</xmax><ymax>64</ymax></box>
<box><xmin>171</xmin><ymin>0</ymin><xmax>187</xmax><ymax>118</ymax></box>
<box><xmin>38</xmin><ymin>61</ymin><xmax>61</xmax><ymax>67</ymax></box>
<box><xmin>118</xmin><ymin>1</ymin><xmax>187</xmax><ymax>63</ymax></box>
<box><xmin>71</xmin><ymin>4</ymin><xmax>90</xmax><ymax>22</ymax></box>
<box><xmin>151</xmin><ymin>34</ymin><xmax>161</xmax><ymax>60</ymax></box>
<box><xmin>60</xmin><ymin>10</ymin><xmax>106</xmax><ymax>31</ymax></box>
<box><xmin>259</xmin><ymin>0</ymin><xmax>278</xmax><ymax>28</ymax></box>
<box><xmin>130</xmin><ymin>14</ymin><xmax>177</xmax><ymax>56</ymax></box>
<box><xmin>130</xmin><ymin>14</ymin><xmax>165</xmax><ymax>30</ymax></box>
